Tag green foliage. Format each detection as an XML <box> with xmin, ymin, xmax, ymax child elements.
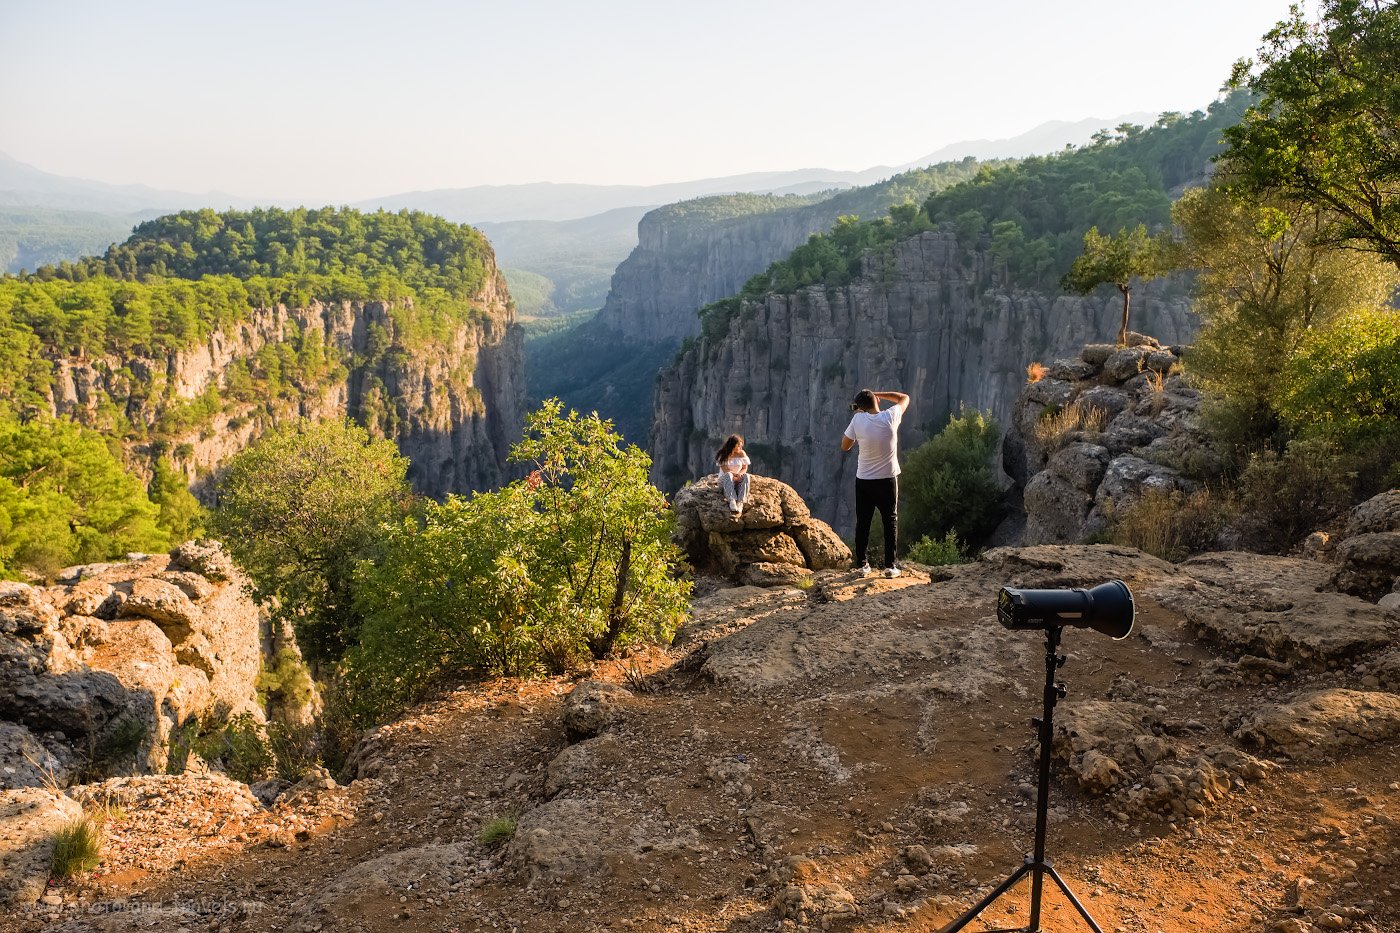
<box><xmin>1277</xmin><ymin>308</ymin><xmax>1400</xmax><ymax>453</ymax></box>
<box><xmin>196</xmin><ymin>713</ymin><xmax>278</xmax><ymax>784</ymax></box>
<box><xmin>210</xmin><ymin>419</ymin><xmax>412</xmax><ymax>664</ymax></box>
<box><xmin>907</xmin><ymin>531</ymin><xmax>968</xmax><ymax>566</ymax></box>
<box><xmin>257</xmin><ymin>648</ymin><xmax>318</xmax><ymax>714</ymax></box>
<box><xmin>478</xmin><ymin>816</ymin><xmax>517</xmax><ymax>847</ymax></box>
<box><xmin>341</xmin><ymin>401</ymin><xmax>689</xmax><ymax>729</ymax></box>
<box><xmin>1175</xmin><ymin>185</ymin><xmax>1399</xmax><ymax>443</ymax></box>
<box><xmin>39</xmin><ymin>206</ymin><xmax>495</xmax><ymax>299</ymax></box>
<box><xmin>0</xmin><ymin>417</ymin><xmax>167</xmax><ymax>579</ymax></box>
<box><xmin>1231</xmin><ymin>437</ymin><xmax>1355</xmax><ymax>553</ymax></box>
<box><xmin>1224</xmin><ymin>0</ymin><xmax>1400</xmax><ymax>267</ymax></box>
<box><xmin>1063</xmin><ymin>224</ymin><xmax>1174</xmax><ymax>342</ymax></box>
<box><xmin>148</xmin><ymin>457</ymin><xmax>206</xmax><ymax>543</ymax></box>
<box><xmin>501</xmin><ymin>267</ymin><xmax>556</xmax><ymax>317</ymax></box>
<box><xmin>0</xmin><ymin>207</ymin><xmax>137</xmax><ymax>275</ymax></box>
<box><xmin>50</xmin><ymin>815</ymin><xmax>104</xmax><ymax>879</ymax></box>
<box><xmin>900</xmin><ymin>409</ymin><xmax>1004</xmax><ymax>551</ymax></box>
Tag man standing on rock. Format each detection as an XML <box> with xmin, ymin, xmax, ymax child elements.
<box><xmin>841</xmin><ymin>389</ymin><xmax>909</xmax><ymax>578</ymax></box>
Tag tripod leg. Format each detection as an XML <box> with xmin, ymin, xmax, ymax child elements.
<box><xmin>936</xmin><ymin>862</ymin><xmax>1033</xmax><ymax>933</ymax></box>
<box><xmin>1047</xmin><ymin>865</ymin><xmax>1106</xmax><ymax>933</ymax></box>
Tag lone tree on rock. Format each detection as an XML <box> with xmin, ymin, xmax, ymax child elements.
<box><xmin>1063</xmin><ymin>224</ymin><xmax>1172</xmax><ymax>345</ymax></box>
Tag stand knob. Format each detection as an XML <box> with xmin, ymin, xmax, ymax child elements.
<box><xmin>1055</xmin><ymin>654</ymin><xmax>1067</xmax><ymax>668</ymax></box>
<box><xmin>1055</xmin><ymin>683</ymin><xmax>1067</xmax><ymax>699</ymax></box>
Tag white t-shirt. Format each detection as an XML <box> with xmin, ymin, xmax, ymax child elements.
<box><xmin>844</xmin><ymin>406</ymin><xmax>903</xmax><ymax>480</ymax></box>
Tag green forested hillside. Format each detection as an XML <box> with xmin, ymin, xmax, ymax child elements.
<box><xmin>701</xmin><ymin>92</ymin><xmax>1249</xmax><ymax>331</ymax></box>
<box><xmin>37</xmin><ymin>206</ymin><xmax>496</xmax><ymax>299</ymax></box>
<box><xmin>0</xmin><ymin>206</ymin><xmax>511</xmax><ymax>577</ymax></box>
<box><xmin>0</xmin><ymin>207</ymin><xmax>147</xmax><ymax>274</ymax></box>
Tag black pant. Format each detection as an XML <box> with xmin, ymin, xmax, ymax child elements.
<box><xmin>854</xmin><ymin>477</ymin><xmax>898</xmax><ymax>568</ymax></box>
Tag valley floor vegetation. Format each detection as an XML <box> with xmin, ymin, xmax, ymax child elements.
<box><xmin>212</xmin><ymin>401</ymin><xmax>690</xmax><ymax>765</ymax></box>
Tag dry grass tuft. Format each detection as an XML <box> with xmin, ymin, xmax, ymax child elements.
<box><xmin>1106</xmin><ymin>488</ymin><xmax>1225</xmax><ymax>562</ymax></box>
<box><xmin>1033</xmin><ymin>402</ymin><xmax>1107</xmax><ymax>450</ymax></box>
<box><xmin>1026</xmin><ymin>361</ymin><xmax>1049</xmax><ymax>384</ymax></box>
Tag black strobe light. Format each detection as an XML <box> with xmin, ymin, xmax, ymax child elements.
<box><xmin>997</xmin><ymin>580</ymin><xmax>1134</xmax><ymax>639</ymax></box>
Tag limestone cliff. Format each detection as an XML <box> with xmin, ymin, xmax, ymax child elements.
<box><xmin>650</xmin><ymin>230</ymin><xmax>1198</xmax><ymax>535</ymax></box>
<box><xmin>42</xmin><ymin>271</ymin><xmax>524</xmax><ymax>497</ymax></box>
<box><xmin>592</xmin><ymin>196</ymin><xmax>840</xmax><ymax>344</ymax></box>
<box><xmin>593</xmin><ymin>163</ymin><xmax>983</xmax><ymax>345</ymax></box>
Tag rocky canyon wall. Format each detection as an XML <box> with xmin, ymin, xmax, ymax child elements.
<box><xmin>650</xmin><ymin>230</ymin><xmax>1198</xmax><ymax>536</ymax></box>
<box><xmin>43</xmin><ymin>271</ymin><xmax>524</xmax><ymax>498</ymax></box>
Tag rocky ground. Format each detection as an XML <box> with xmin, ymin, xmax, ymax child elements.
<box><xmin>3</xmin><ymin>544</ymin><xmax>1399</xmax><ymax>933</ymax></box>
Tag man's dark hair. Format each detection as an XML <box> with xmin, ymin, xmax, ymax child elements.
<box><xmin>852</xmin><ymin>389</ymin><xmax>876</xmax><ymax>412</ymax></box>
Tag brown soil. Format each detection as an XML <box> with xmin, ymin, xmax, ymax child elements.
<box><xmin>7</xmin><ymin>554</ymin><xmax>1399</xmax><ymax>933</ymax></box>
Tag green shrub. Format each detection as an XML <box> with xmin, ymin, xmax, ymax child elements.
<box><xmin>338</xmin><ymin>400</ymin><xmax>690</xmax><ymax>731</ymax></box>
<box><xmin>50</xmin><ymin>816</ymin><xmax>104</xmax><ymax>879</ymax></box>
<box><xmin>197</xmin><ymin>714</ymin><xmax>277</xmax><ymax>784</ymax></box>
<box><xmin>0</xmin><ymin>417</ymin><xmax>169</xmax><ymax>579</ymax></box>
<box><xmin>257</xmin><ymin>648</ymin><xmax>317</xmax><ymax>714</ymax></box>
<box><xmin>907</xmin><ymin>531</ymin><xmax>968</xmax><ymax>566</ymax></box>
<box><xmin>900</xmin><ymin>408</ymin><xmax>1005</xmax><ymax>551</ymax></box>
<box><xmin>1231</xmin><ymin>438</ymin><xmax>1355</xmax><ymax>553</ymax></box>
<box><xmin>211</xmin><ymin>418</ymin><xmax>413</xmax><ymax>664</ymax></box>
<box><xmin>1278</xmin><ymin>308</ymin><xmax>1400</xmax><ymax>455</ymax></box>
<box><xmin>1106</xmin><ymin>488</ymin><xmax>1227</xmax><ymax>562</ymax></box>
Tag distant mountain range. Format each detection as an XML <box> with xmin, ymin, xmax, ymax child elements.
<box><xmin>0</xmin><ymin>110</ymin><xmax>1163</xmax><ymax>277</ymax></box>
<box><xmin>0</xmin><ymin>112</ymin><xmax>1159</xmax><ymax>223</ymax></box>
<box><xmin>0</xmin><ymin>152</ymin><xmax>254</xmax><ymax>214</ymax></box>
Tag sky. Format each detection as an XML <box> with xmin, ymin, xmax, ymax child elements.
<box><xmin>0</xmin><ymin>0</ymin><xmax>1302</xmax><ymax>202</ymax></box>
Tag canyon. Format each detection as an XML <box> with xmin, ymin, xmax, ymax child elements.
<box><xmin>649</xmin><ymin>230</ymin><xmax>1198</xmax><ymax>533</ymax></box>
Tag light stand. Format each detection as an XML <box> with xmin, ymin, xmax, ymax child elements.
<box><xmin>938</xmin><ymin>625</ymin><xmax>1105</xmax><ymax>933</ymax></box>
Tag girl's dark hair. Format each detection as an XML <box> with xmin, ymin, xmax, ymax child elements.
<box><xmin>715</xmin><ymin>434</ymin><xmax>744</xmax><ymax>464</ymax></box>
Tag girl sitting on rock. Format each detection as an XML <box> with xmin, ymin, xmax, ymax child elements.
<box><xmin>715</xmin><ymin>434</ymin><xmax>751</xmax><ymax>514</ymax></box>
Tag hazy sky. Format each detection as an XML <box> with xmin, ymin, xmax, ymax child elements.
<box><xmin>0</xmin><ymin>0</ymin><xmax>1300</xmax><ymax>202</ymax></box>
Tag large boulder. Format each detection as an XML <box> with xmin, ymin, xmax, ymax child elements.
<box><xmin>0</xmin><ymin>787</ymin><xmax>82</xmax><ymax>904</ymax></box>
<box><xmin>673</xmin><ymin>475</ymin><xmax>850</xmax><ymax>585</ymax></box>
<box><xmin>1010</xmin><ymin>343</ymin><xmax>1217</xmax><ymax>547</ymax></box>
<box><xmin>0</xmin><ymin>543</ymin><xmax>265</xmax><ymax>787</ymax></box>
<box><xmin>1320</xmin><ymin>491</ymin><xmax>1400</xmax><ymax>601</ymax></box>
<box><xmin>1235</xmin><ymin>689</ymin><xmax>1400</xmax><ymax>759</ymax></box>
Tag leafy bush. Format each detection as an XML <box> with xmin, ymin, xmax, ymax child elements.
<box><xmin>907</xmin><ymin>531</ymin><xmax>968</xmax><ymax>566</ymax></box>
<box><xmin>257</xmin><ymin>648</ymin><xmax>318</xmax><ymax>720</ymax></box>
<box><xmin>900</xmin><ymin>409</ymin><xmax>1005</xmax><ymax>550</ymax></box>
<box><xmin>1106</xmin><ymin>488</ymin><xmax>1227</xmax><ymax>562</ymax></box>
<box><xmin>0</xmin><ymin>417</ymin><xmax>168</xmax><ymax>579</ymax></box>
<box><xmin>338</xmin><ymin>401</ymin><xmax>690</xmax><ymax>730</ymax></box>
<box><xmin>211</xmin><ymin>419</ymin><xmax>412</xmax><ymax>664</ymax></box>
<box><xmin>50</xmin><ymin>815</ymin><xmax>104</xmax><ymax>879</ymax></box>
<box><xmin>196</xmin><ymin>714</ymin><xmax>278</xmax><ymax>784</ymax></box>
<box><xmin>1278</xmin><ymin>309</ymin><xmax>1400</xmax><ymax>453</ymax></box>
<box><xmin>1231</xmin><ymin>438</ymin><xmax>1355</xmax><ymax>553</ymax></box>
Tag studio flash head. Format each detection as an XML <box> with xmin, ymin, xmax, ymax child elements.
<box><xmin>996</xmin><ymin>580</ymin><xmax>1134</xmax><ymax>639</ymax></box>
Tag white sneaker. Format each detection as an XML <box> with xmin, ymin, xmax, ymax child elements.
<box><xmin>857</xmin><ymin>563</ymin><xmax>873</xmax><ymax>577</ymax></box>
<box><xmin>884</xmin><ymin>565</ymin><xmax>902</xmax><ymax>579</ymax></box>
<box><xmin>728</xmin><ymin>498</ymin><xmax>742</xmax><ymax>513</ymax></box>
